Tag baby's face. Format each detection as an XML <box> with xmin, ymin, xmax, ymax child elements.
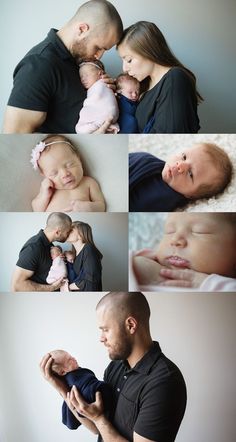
<box><xmin>50</xmin><ymin>247</ymin><xmax>61</xmax><ymax>259</ymax></box>
<box><xmin>79</xmin><ymin>64</ymin><xmax>102</xmax><ymax>89</ymax></box>
<box><xmin>119</xmin><ymin>80</ymin><xmax>140</xmax><ymax>101</ymax></box>
<box><xmin>65</xmin><ymin>252</ymin><xmax>74</xmax><ymax>263</ymax></box>
<box><xmin>51</xmin><ymin>350</ymin><xmax>78</xmax><ymax>376</ymax></box>
<box><xmin>39</xmin><ymin>143</ymin><xmax>83</xmax><ymax>190</ymax></box>
<box><xmin>156</xmin><ymin>213</ymin><xmax>236</xmax><ymax>277</ymax></box>
<box><xmin>161</xmin><ymin>144</ymin><xmax>219</xmax><ymax>197</ymax></box>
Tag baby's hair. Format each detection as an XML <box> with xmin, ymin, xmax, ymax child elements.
<box><xmin>79</xmin><ymin>58</ymin><xmax>105</xmax><ymax>72</ymax></box>
<box><xmin>190</xmin><ymin>143</ymin><xmax>233</xmax><ymax>199</ymax></box>
<box><xmin>116</xmin><ymin>73</ymin><xmax>140</xmax><ymax>91</ymax></box>
<box><xmin>65</xmin><ymin>249</ymin><xmax>75</xmax><ymax>257</ymax></box>
<box><xmin>49</xmin><ymin>349</ymin><xmax>65</xmax><ymax>375</ymax></box>
<box><xmin>51</xmin><ymin>245</ymin><xmax>63</xmax><ymax>253</ymax></box>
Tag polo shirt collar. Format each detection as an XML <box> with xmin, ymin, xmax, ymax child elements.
<box><xmin>39</xmin><ymin>229</ymin><xmax>53</xmax><ymax>247</ymax></box>
<box><xmin>123</xmin><ymin>341</ymin><xmax>162</xmax><ymax>375</ymax></box>
<box><xmin>47</xmin><ymin>28</ymin><xmax>76</xmax><ymax>62</ymax></box>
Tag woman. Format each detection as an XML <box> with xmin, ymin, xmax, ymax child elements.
<box><xmin>117</xmin><ymin>21</ymin><xmax>202</xmax><ymax>133</ymax></box>
<box><xmin>66</xmin><ymin>221</ymin><xmax>102</xmax><ymax>291</ymax></box>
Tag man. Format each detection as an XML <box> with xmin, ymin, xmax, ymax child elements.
<box><xmin>11</xmin><ymin>212</ymin><xmax>72</xmax><ymax>292</ymax></box>
<box><xmin>3</xmin><ymin>0</ymin><xmax>123</xmax><ymax>134</ymax></box>
<box><xmin>40</xmin><ymin>292</ymin><xmax>187</xmax><ymax>441</ymax></box>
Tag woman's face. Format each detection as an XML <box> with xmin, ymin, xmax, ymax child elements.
<box><xmin>66</xmin><ymin>226</ymin><xmax>82</xmax><ymax>243</ymax></box>
<box><xmin>118</xmin><ymin>42</ymin><xmax>154</xmax><ymax>82</ymax></box>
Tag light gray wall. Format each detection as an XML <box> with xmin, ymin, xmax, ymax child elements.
<box><xmin>1</xmin><ymin>0</ymin><xmax>236</xmax><ymax>132</ymax></box>
<box><xmin>0</xmin><ymin>292</ymin><xmax>235</xmax><ymax>442</ymax></box>
<box><xmin>0</xmin><ymin>212</ymin><xmax>128</xmax><ymax>291</ymax></box>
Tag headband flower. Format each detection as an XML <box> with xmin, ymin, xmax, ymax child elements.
<box><xmin>30</xmin><ymin>141</ymin><xmax>47</xmax><ymax>170</ymax></box>
<box><xmin>30</xmin><ymin>140</ymin><xmax>73</xmax><ymax>170</ymax></box>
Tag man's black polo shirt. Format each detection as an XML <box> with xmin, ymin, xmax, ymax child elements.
<box><xmin>101</xmin><ymin>341</ymin><xmax>187</xmax><ymax>442</ymax></box>
<box><xmin>16</xmin><ymin>230</ymin><xmax>53</xmax><ymax>284</ymax></box>
<box><xmin>8</xmin><ymin>29</ymin><xmax>86</xmax><ymax>133</ymax></box>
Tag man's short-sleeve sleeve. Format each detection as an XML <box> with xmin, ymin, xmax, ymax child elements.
<box><xmin>16</xmin><ymin>243</ymin><xmax>41</xmax><ymax>272</ymax></box>
<box><xmin>8</xmin><ymin>56</ymin><xmax>56</xmax><ymax>112</ymax></box>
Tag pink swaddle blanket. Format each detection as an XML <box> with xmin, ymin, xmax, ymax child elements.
<box><xmin>75</xmin><ymin>79</ymin><xmax>119</xmax><ymax>133</ymax></box>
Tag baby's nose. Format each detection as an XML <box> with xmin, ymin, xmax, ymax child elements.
<box><xmin>176</xmin><ymin>161</ymin><xmax>187</xmax><ymax>173</ymax></box>
<box><xmin>60</xmin><ymin>168</ymin><xmax>70</xmax><ymax>177</ymax></box>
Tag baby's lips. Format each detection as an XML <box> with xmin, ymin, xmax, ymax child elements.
<box><xmin>165</xmin><ymin>256</ymin><xmax>190</xmax><ymax>268</ymax></box>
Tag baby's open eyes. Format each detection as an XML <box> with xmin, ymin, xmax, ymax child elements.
<box><xmin>181</xmin><ymin>153</ymin><xmax>187</xmax><ymax>161</ymax></box>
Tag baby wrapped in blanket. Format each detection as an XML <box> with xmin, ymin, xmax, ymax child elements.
<box><xmin>75</xmin><ymin>59</ymin><xmax>119</xmax><ymax>133</ymax></box>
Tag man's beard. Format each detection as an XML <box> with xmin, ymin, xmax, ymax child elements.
<box><xmin>108</xmin><ymin>327</ymin><xmax>133</xmax><ymax>361</ymax></box>
<box><xmin>71</xmin><ymin>39</ymin><xmax>90</xmax><ymax>65</ymax></box>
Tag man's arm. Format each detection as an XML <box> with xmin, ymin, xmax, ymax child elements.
<box><xmin>2</xmin><ymin>106</ymin><xmax>46</xmax><ymax>133</ymax></box>
<box><xmin>11</xmin><ymin>266</ymin><xmax>63</xmax><ymax>292</ymax></box>
<box><xmin>69</xmin><ymin>387</ymin><xmax>156</xmax><ymax>442</ymax></box>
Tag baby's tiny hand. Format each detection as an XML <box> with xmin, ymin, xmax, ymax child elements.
<box><xmin>135</xmin><ymin>248</ymin><xmax>159</xmax><ymax>262</ymax></box>
<box><xmin>40</xmin><ymin>178</ymin><xmax>54</xmax><ymax>196</ymax></box>
<box><xmin>159</xmin><ymin>267</ymin><xmax>208</xmax><ymax>288</ymax></box>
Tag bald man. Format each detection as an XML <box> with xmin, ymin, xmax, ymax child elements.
<box><xmin>11</xmin><ymin>212</ymin><xmax>72</xmax><ymax>292</ymax></box>
<box><xmin>40</xmin><ymin>292</ymin><xmax>187</xmax><ymax>441</ymax></box>
<box><xmin>3</xmin><ymin>0</ymin><xmax>123</xmax><ymax>134</ymax></box>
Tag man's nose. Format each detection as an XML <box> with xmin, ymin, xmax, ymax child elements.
<box><xmin>100</xmin><ymin>333</ymin><xmax>105</xmax><ymax>343</ymax></box>
<box><xmin>95</xmin><ymin>49</ymin><xmax>105</xmax><ymax>59</ymax></box>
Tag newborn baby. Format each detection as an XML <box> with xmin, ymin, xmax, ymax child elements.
<box><xmin>129</xmin><ymin>143</ymin><xmax>232</xmax><ymax>211</ymax></box>
<box><xmin>49</xmin><ymin>349</ymin><xmax>112</xmax><ymax>430</ymax></box>
<box><xmin>116</xmin><ymin>73</ymin><xmax>140</xmax><ymax>133</ymax></box>
<box><xmin>75</xmin><ymin>59</ymin><xmax>119</xmax><ymax>134</ymax></box>
<box><xmin>46</xmin><ymin>246</ymin><xmax>67</xmax><ymax>285</ymax></box>
<box><xmin>31</xmin><ymin>134</ymin><xmax>106</xmax><ymax>212</ymax></box>
<box><xmin>131</xmin><ymin>213</ymin><xmax>236</xmax><ymax>291</ymax></box>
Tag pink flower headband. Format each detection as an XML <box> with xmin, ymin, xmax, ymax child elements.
<box><xmin>30</xmin><ymin>140</ymin><xmax>73</xmax><ymax>170</ymax></box>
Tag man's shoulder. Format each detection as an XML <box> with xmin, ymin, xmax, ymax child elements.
<box><xmin>21</xmin><ymin>231</ymin><xmax>45</xmax><ymax>249</ymax></box>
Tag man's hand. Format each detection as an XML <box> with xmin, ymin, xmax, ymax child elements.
<box><xmin>92</xmin><ymin>118</ymin><xmax>114</xmax><ymax>134</ymax></box>
<box><xmin>50</xmin><ymin>277</ymin><xmax>65</xmax><ymax>291</ymax></box>
<box><xmin>159</xmin><ymin>267</ymin><xmax>208</xmax><ymax>288</ymax></box>
<box><xmin>39</xmin><ymin>353</ymin><xmax>68</xmax><ymax>398</ymax></box>
<box><xmin>101</xmin><ymin>73</ymin><xmax>116</xmax><ymax>92</ymax></box>
<box><xmin>69</xmin><ymin>386</ymin><xmax>104</xmax><ymax>422</ymax></box>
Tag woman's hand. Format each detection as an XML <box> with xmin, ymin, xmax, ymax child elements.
<box><xmin>69</xmin><ymin>282</ymin><xmax>80</xmax><ymax>291</ymax></box>
<box><xmin>39</xmin><ymin>353</ymin><xmax>68</xmax><ymax>399</ymax></box>
<box><xmin>69</xmin><ymin>386</ymin><xmax>104</xmax><ymax>422</ymax></box>
<box><xmin>159</xmin><ymin>267</ymin><xmax>208</xmax><ymax>288</ymax></box>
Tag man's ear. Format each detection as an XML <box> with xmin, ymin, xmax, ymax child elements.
<box><xmin>125</xmin><ymin>316</ymin><xmax>137</xmax><ymax>335</ymax></box>
<box><xmin>77</xmin><ymin>22</ymin><xmax>89</xmax><ymax>36</ymax></box>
